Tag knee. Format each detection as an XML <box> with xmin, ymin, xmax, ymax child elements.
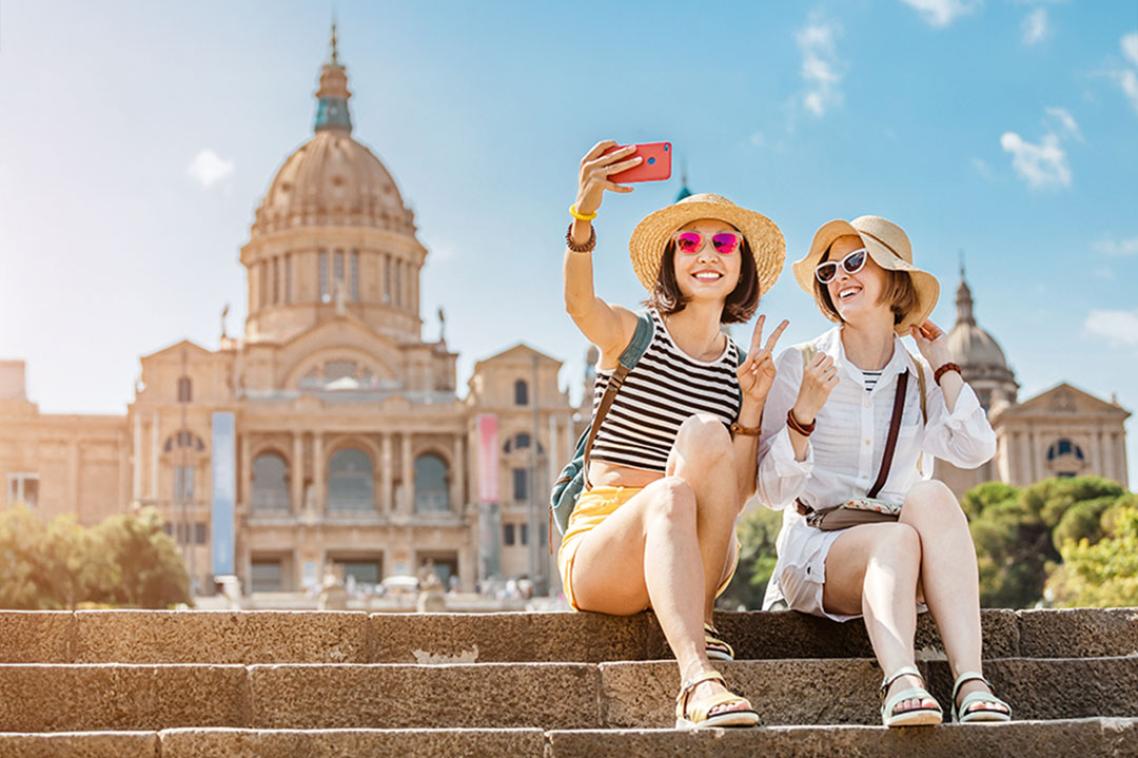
<box><xmin>870</xmin><ymin>523</ymin><xmax>922</xmax><ymax>568</ymax></box>
<box><xmin>644</xmin><ymin>476</ymin><xmax>696</xmax><ymax>525</ymax></box>
<box><xmin>675</xmin><ymin>414</ymin><xmax>733</xmax><ymax>461</ymax></box>
<box><xmin>904</xmin><ymin>480</ymin><xmax>963</xmax><ymax>522</ymax></box>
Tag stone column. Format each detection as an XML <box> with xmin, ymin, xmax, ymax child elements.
<box><xmin>451</xmin><ymin>434</ymin><xmax>464</xmax><ymax>513</ymax></box>
<box><xmin>1089</xmin><ymin>428</ymin><xmax>1103</xmax><ymax>480</ymax></box>
<box><xmin>240</xmin><ymin>433</ymin><xmax>252</xmax><ymax>510</ymax></box>
<box><xmin>291</xmin><ymin>431</ymin><xmax>304</xmax><ymax>515</ymax></box>
<box><xmin>458</xmin><ymin>541</ymin><xmax>476</xmax><ymax>592</ymax></box>
<box><xmin>1102</xmin><ymin>431</ymin><xmax>1116</xmax><ymax>482</ymax></box>
<box><xmin>150</xmin><ymin>411</ymin><xmax>160</xmax><ymax>501</ymax></box>
<box><xmin>132</xmin><ymin>412</ymin><xmax>143</xmax><ymax>502</ymax></box>
<box><xmin>402</xmin><ymin>432</ymin><xmax>414</xmax><ymax>513</ymax></box>
<box><xmin>313</xmin><ymin>432</ymin><xmax>325</xmax><ymax>514</ymax></box>
<box><xmin>381</xmin><ymin>432</ymin><xmax>393</xmax><ymax>514</ymax></box>
<box><xmin>1028</xmin><ymin>427</ymin><xmax>1040</xmax><ymax>482</ymax></box>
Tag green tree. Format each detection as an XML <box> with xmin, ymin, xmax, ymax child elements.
<box><xmin>93</xmin><ymin>507</ymin><xmax>191</xmax><ymax>608</ymax></box>
<box><xmin>718</xmin><ymin>506</ymin><xmax>783</xmax><ymax>610</ymax></box>
<box><xmin>0</xmin><ymin>507</ymin><xmax>47</xmax><ymax>609</ymax></box>
<box><xmin>1047</xmin><ymin>502</ymin><xmax>1138</xmax><ymax>607</ymax></box>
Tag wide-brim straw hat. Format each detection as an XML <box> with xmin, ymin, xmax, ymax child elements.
<box><xmin>628</xmin><ymin>193</ymin><xmax>786</xmax><ymax>295</ymax></box>
<box><xmin>792</xmin><ymin>215</ymin><xmax>939</xmax><ymax>335</ymax></box>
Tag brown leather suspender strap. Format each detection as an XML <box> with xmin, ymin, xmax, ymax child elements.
<box><xmin>868</xmin><ymin>369</ymin><xmax>909</xmax><ymax>499</ymax></box>
<box><xmin>796</xmin><ymin>368</ymin><xmax>910</xmax><ymax>514</ymax></box>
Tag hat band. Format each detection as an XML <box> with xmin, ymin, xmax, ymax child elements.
<box><xmin>857</xmin><ymin>228</ymin><xmax>907</xmax><ymax>263</ymax></box>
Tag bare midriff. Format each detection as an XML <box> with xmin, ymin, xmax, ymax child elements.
<box><xmin>587</xmin><ymin>459</ymin><xmax>663</xmax><ymax>489</ymax></box>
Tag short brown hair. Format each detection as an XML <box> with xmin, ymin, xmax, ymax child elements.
<box><xmin>644</xmin><ymin>239</ymin><xmax>761</xmax><ymax>324</ymax></box>
<box><xmin>812</xmin><ymin>246</ymin><xmax>918</xmax><ymax>326</ymax></box>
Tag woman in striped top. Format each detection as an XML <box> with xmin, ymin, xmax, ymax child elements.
<box><xmin>559</xmin><ymin>140</ymin><xmax>788</xmax><ymax>729</ymax></box>
<box><xmin>755</xmin><ymin>216</ymin><xmax>1012</xmax><ymax>726</ymax></box>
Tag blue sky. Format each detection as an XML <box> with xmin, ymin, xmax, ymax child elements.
<box><xmin>1</xmin><ymin>0</ymin><xmax>1136</xmax><ymax>485</ymax></box>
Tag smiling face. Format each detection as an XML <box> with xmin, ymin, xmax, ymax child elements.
<box><xmin>671</xmin><ymin>218</ymin><xmax>744</xmax><ymax>302</ymax></box>
<box><xmin>825</xmin><ymin>234</ymin><xmax>888</xmax><ymax>323</ymax></box>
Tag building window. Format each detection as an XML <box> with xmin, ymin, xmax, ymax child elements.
<box><xmin>395</xmin><ymin>260</ymin><xmax>403</xmax><ymax>306</ymax></box>
<box><xmin>514</xmin><ymin>380</ymin><xmax>529</xmax><ymax>406</ymax></box>
<box><xmin>284</xmin><ymin>254</ymin><xmax>292</xmax><ymax>304</ymax></box>
<box><xmin>520</xmin><ymin>523</ymin><xmax>529</xmax><ymax>546</ymax></box>
<box><xmin>350</xmin><ymin>249</ymin><xmax>360</xmax><ymax>301</ymax></box>
<box><xmin>252</xmin><ymin>452</ymin><xmax>290</xmax><ymax>512</ymax></box>
<box><xmin>174</xmin><ymin>465</ymin><xmax>195</xmax><ymax>503</ymax></box>
<box><xmin>164</xmin><ymin>521</ymin><xmax>208</xmax><ymax>545</ymax></box>
<box><xmin>259</xmin><ymin>261</ymin><xmax>268</xmax><ymax>308</ymax></box>
<box><xmin>177</xmin><ymin>376</ymin><xmax>192</xmax><ymax>403</ymax></box>
<box><xmin>251</xmin><ymin>560</ymin><xmax>283</xmax><ymax>592</ymax></box>
<box><xmin>512</xmin><ymin>468</ymin><xmax>528</xmax><ymax>502</ymax></box>
<box><xmin>1046</xmin><ymin>437</ymin><xmax>1086</xmax><ymax>478</ymax></box>
<box><xmin>414</xmin><ymin>453</ymin><xmax>450</xmax><ymax>513</ymax></box>
<box><xmin>6</xmin><ymin>473</ymin><xmax>39</xmax><ymax>508</ymax></box>
<box><xmin>271</xmin><ymin>257</ymin><xmax>280</xmax><ymax>304</ymax></box>
<box><xmin>328</xmin><ymin>447</ymin><xmax>375</xmax><ymax>513</ymax></box>
<box><xmin>384</xmin><ymin>254</ymin><xmax>392</xmax><ymax>304</ymax></box>
<box><xmin>515</xmin><ymin>433</ymin><xmax>530</xmax><ymax>449</ymax></box>
<box><xmin>319</xmin><ymin>250</ymin><xmax>330</xmax><ymax>302</ymax></box>
<box><xmin>503</xmin><ymin>523</ymin><xmax>515</xmax><ymax>546</ymax></box>
<box><xmin>334</xmin><ymin>249</ymin><xmax>345</xmax><ymax>293</ymax></box>
<box><xmin>334</xmin><ymin>559</ymin><xmax>382</xmax><ymax>587</ymax></box>
<box><xmin>164</xmin><ymin>430</ymin><xmax>205</xmax><ymax>453</ymax></box>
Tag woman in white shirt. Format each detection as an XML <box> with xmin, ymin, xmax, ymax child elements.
<box><xmin>754</xmin><ymin>216</ymin><xmax>1012</xmax><ymax>728</ymax></box>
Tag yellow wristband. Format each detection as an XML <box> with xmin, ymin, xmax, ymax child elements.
<box><xmin>569</xmin><ymin>204</ymin><xmax>598</xmax><ymax>222</ymax></box>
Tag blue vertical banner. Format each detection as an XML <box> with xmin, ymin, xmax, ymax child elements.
<box><xmin>211</xmin><ymin>412</ymin><xmax>236</xmax><ymax>576</ymax></box>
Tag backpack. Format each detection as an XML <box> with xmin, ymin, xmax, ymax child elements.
<box><xmin>549</xmin><ymin>310</ymin><xmax>747</xmax><ymax>541</ymax></box>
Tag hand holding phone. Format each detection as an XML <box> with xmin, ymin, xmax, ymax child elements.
<box><xmin>601</xmin><ymin>141</ymin><xmax>672</xmax><ymax>183</ymax></box>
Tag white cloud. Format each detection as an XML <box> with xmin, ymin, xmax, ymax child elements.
<box><xmin>1095</xmin><ymin>236</ymin><xmax>1138</xmax><ymax>256</ymax></box>
<box><xmin>187</xmin><ymin>149</ymin><xmax>234</xmax><ymax>189</ymax></box>
<box><xmin>1085</xmin><ymin>309</ymin><xmax>1138</xmax><ymax>347</ymax></box>
<box><xmin>1022</xmin><ymin>8</ymin><xmax>1049</xmax><ymax>45</ymax></box>
<box><xmin>1044</xmin><ymin>106</ymin><xmax>1083</xmax><ymax>141</ymax></box>
<box><xmin>999</xmin><ymin>131</ymin><xmax>1070</xmax><ymax>189</ymax></box>
<box><xmin>1123</xmin><ymin>32</ymin><xmax>1138</xmax><ymax>67</ymax></box>
<box><xmin>899</xmin><ymin>0</ymin><xmax>979</xmax><ymax>27</ymax></box>
<box><xmin>797</xmin><ymin>15</ymin><xmax>844</xmax><ymax>117</ymax></box>
<box><xmin>1112</xmin><ymin>67</ymin><xmax>1138</xmax><ymax>114</ymax></box>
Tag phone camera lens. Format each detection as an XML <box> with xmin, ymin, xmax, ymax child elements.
<box><xmin>648</xmin><ymin>157</ymin><xmax>657</xmax><ymax>165</ymax></box>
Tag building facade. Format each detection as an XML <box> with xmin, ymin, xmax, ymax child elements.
<box><xmin>0</xmin><ymin>30</ymin><xmax>575</xmax><ymax>596</ymax></box>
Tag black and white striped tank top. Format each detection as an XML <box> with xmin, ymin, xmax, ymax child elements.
<box><xmin>590</xmin><ymin>308</ymin><xmax>743</xmax><ymax>472</ymax></box>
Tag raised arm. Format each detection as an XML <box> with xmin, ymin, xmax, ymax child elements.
<box><xmin>732</xmin><ymin>315</ymin><xmax>789</xmax><ymax>503</ymax></box>
<box><xmin>563</xmin><ymin>140</ymin><xmax>643</xmax><ymax>356</ymax></box>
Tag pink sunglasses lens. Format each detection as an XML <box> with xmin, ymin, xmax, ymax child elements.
<box><xmin>712</xmin><ymin>233</ymin><xmax>740</xmax><ymax>254</ymax></box>
<box><xmin>676</xmin><ymin>232</ymin><xmax>702</xmax><ymax>254</ymax></box>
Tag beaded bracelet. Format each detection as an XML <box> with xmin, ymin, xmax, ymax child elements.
<box><xmin>565</xmin><ymin>222</ymin><xmax>596</xmax><ymax>254</ymax></box>
<box><xmin>934</xmin><ymin>362</ymin><xmax>962</xmax><ymax>385</ymax></box>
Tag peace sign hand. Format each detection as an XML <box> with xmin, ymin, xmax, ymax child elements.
<box><xmin>737</xmin><ymin>315</ymin><xmax>790</xmax><ymax>405</ymax></box>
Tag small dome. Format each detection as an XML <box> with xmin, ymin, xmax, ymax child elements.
<box><xmin>254</xmin><ymin>131</ymin><xmax>408</xmax><ymax>234</ymax></box>
<box><xmin>948</xmin><ymin>322</ymin><xmax>1009</xmax><ymax>369</ymax></box>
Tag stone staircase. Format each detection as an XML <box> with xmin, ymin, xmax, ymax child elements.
<box><xmin>1</xmin><ymin>608</ymin><xmax>1137</xmax><ymax>756</ymax></box>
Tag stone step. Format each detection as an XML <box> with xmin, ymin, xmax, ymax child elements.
<box><xmin>3</xmin><ymin>608</ymin><xmax>1136</xmax><ymax>664</ymax></box>
<box><xmin>2</xmin><ymin>657</ymin><xmax>1136</xmax><ymax>732</ymax></box>
<box><xmin>0</xmin><ymin>721</ymin><xmax>1135</xmax><ymax>758</ymax></box>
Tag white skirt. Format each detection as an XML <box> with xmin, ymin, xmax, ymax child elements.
<box><xmin>762</xmin><ymin>511</ymin><xmax>928</xmax><ymax>623</ymax></box>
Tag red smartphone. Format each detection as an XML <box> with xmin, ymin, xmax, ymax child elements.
<box><xmin>602</xmin><ymin>141</ymin><xmax>672</xmax><ymax>183</ymax></box>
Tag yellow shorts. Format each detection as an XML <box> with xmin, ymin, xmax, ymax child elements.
<box><xmin>556</xmin><ymin>484</ymin><xmax>740</xmax><ymax>611</ymax></box>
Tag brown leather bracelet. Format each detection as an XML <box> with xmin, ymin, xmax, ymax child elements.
<box><xmin>934</xmin><ymin>362</ymin><xmax>962</xmax><ymax>385</ymax></box>
<box><xmin>786</xmin><ymin>408</ymin><xmax>816</xmax><ymax>436</ymax></box>
<box><xmin>730</xmin><ymin>421</ymin><xmax>761</xmax><ymax>437</ymax></box>
<box><xmin>566</xmin><ymin>222</ymin><xmax>596</xmax><ymax>253</ymax></box>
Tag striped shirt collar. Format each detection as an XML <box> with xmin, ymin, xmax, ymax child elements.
<box><xmin>818</xmin><ymin>326</ymin><xmax>918</xmax><ymax>394</ymax></box>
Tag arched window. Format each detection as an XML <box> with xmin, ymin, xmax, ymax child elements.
<box><xmin>164</xmin><ymin>429</ymin><xmax>205</xmax><ymax>453</ymax></box>
<box><xmin>251</xmin><ymin>452</ymin><xmax>290</xmax><ymax>512</ymax></box>
<box><xmin>1046</xmin><ymin>437</ymin><xmax>1086</xmax><ymax>478</ymax></box>
<box><xmin>177</xmin><ymin>376</ymin><xmax>192</xmax><ymax>403</ymax></box>
<box><xmin>514</xmin><ymin>379</ymin><xmax>528</xmax><ymax>406</ymax></box>
<box><xmin>328</xmin><ymin>447</ymin><xmax>375</xmax><ymax>513</ymax></box>
<box><xmin>414</xmin><ymin>453</ymin><xmax>450</xmax><ymax>513</ymax></box>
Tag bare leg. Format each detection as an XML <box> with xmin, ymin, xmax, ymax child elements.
<box><xmin>900</xmin><ymin>480</ymin><xmax>1008</xmax><ymax>715</ymax></box>
<box><xmin>822</xmin><ymin>522</ymin><xmax>938</xmax><ymax>715</ymax></box>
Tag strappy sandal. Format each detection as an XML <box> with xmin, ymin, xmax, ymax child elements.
<box><xmin>951</xmin><ymin>671</ymin><xmax>1012</xmax><ymax>723</ymax></box>
<box><xmin>880</xmin><ymin>665</ymin><xmax>943</xmax><ymax>728</ymax></box>
<box><xmin>704</xmin><ymin>623</ymin><xmax>735</xmax><ymax>662</ymax></box>
<box><xmin>674</xmin><ymin>671</ymin><xmax>760</xmax><ymax>729</ymax></box>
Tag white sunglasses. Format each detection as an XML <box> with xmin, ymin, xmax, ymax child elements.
<box><xmin>815</xmin><ymin>248</ymin><xmax>868</xmax><ymax>284</ymax></box>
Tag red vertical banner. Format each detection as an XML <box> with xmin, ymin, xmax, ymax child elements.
<box><xmin>476</xmin><ymin>413</ymin><xmax>499</xmax><ymax>504</ymax></box>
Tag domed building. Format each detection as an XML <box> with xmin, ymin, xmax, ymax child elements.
<box><xmin>0</xmin><ymin>27</ymin><xmax>578</xmax><ymax>600</ymax></box>
<box><xmin>935</xmin><ymin>265</ymin><xmax>1130</xmax><ymax>496</ymax></box>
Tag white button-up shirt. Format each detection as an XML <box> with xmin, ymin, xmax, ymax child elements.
<box><xmin>750</xmin><ymin>327</ymin><xmax>996</xmax><ymax>609</ymax></box>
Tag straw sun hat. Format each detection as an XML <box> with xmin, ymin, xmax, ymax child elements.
<box><xmin>792</xmin><ymin>215</ymin><xmax>940</xmax><ymax>335</ymax></box>
<box><xmin>627</xmin><ymin>193</ymin><xmax>786</xmax><ymax>295</ymax></box>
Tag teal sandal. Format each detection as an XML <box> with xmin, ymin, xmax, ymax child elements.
<box><xmin>880</xmin><ymin>665</ymin><xmax>943</xmax><ymax>728</ymax></box>
<box><xmin>704</xmin><ymin>623</ymin><xmax>735</xmax><ymax>662</ymax></box>
<box><xmin>951</xmin><ymin>671</ymin><xmax>1011</xmax><ymax>723</ymax></box>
